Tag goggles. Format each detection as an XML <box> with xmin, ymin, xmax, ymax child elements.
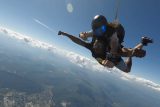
<box><xmin>93</xmin><ymin>25</ymin><xmax>107</xmax><ymax>37</ymax></box>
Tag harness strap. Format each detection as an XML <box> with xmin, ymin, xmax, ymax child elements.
<box><xmin>106</xmin><ymin>52</ymin><xmax>122</xmax><ymax>65</ymax></box>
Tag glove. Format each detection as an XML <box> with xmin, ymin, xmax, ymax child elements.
<box><xmin>79</xmin><ymin>32</ymin><xmax>88</xmax><ymax>40</ymax></box>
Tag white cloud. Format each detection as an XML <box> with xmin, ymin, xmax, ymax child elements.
<box><xmin>119</xmin><ymin>73</ymin><xmax>160</xmax><ymax>91</ymax></box>
<box><xmin>0</xmin><ymin>27</ymin><xmax>160</xmax><ymax>91</ymax></box>
<box><xmin>0</xmin><ymin>27</ymin><xmax>57</xmax><ymax>51</ymax></box>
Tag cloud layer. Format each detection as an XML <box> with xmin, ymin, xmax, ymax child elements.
<box><xmin>0</xmin><ymin>27</ymin><xmax>160</xmax><ymax>91</ymax></box>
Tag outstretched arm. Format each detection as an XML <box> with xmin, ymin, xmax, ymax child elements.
<box><xmin>58</xmin><ymin>31</ymin><xmax>91</xmax><ymax>49</ymax></box>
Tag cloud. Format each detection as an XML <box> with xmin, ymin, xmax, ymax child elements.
<box><xmin>120</xmin><ymin>73</ymin><xmax>160</xmax><ymax>91</ymax></box>
<box><xmin>0</xmin><ymin>27</ymin><xmax>160</xmax><ymax>91</ymax></box>
<box><xmin>33</xmin><ymin>18</ymin><xmax>57</xmax><ymax>33</ymax></box>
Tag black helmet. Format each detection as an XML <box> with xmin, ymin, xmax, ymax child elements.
<box><xmin>92</xmin><ymin>15</ymin><xmax>108</xmax><ymax>37</ymax></box>
<box><xmin>92</xmin><ymin>15</ymin><xmax>108</xmax><ymax>30</ymax></box>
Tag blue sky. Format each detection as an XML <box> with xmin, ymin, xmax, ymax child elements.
<box><xmin>0</xmin><ymin>0</ymin><xmax>159</xmax><ymax>83</ymax></box>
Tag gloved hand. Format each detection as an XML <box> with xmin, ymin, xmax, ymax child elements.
<box><xmin>79</xmin><ymin>32</ymin><xmax>88</xmax><ymax>40</ymax></box>
<box><xmin>58</xmin><ymin>31</ymin><xmax>62</xmax><ymax>35</ymax></box>
<box><xmin>132</xmin><ymin>48</ymin><xmax>146</xmax><ymax>58</ymax></box>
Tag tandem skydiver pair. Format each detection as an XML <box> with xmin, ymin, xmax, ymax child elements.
<box><xmin>58</xmin><ymin>15</ymin><xmax>153</xmax><ymax>73</ymax></box>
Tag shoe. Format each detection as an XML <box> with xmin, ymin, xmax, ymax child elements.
<box><xmin>141</xmin><ymin>37</ymin><xmax>153</xmax><ymax>46</ymax></box>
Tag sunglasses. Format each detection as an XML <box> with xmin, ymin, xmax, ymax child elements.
<box><xmin>94</xmin><ymin>25</ymin><xmax>107</xmax><ymax>37</ymax></box>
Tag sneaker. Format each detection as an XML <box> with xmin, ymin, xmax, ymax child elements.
<box><xmin>141</xmin><ymin>37</ymin><xmax>153</xmax><ymax>46</ymax></box>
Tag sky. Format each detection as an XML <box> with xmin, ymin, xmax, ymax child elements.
<box><xmin>0</xmin><ymin>0</ymin><xmax>159</xmax><ymax>83</ymax></box>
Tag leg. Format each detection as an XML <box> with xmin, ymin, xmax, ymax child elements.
<box><xmin>134</xmin><ymin>36</ymin><xmax>153</xmax><ymax>49</ymax></box>
<box><xmin>119</xmin><ymin>46</ymin><xmax>146</xmax><ymax>58</ymax></box>
<box><xmin>115</xmin><ymin>58</ymin><xmax>132</xmax><ymax>73</ymax></box>
<box><xmin>134</xmin><ymin>43</ymin><xmax>143</xmax><ymax>49</ymax></box>
<box><xmin>122</xmin><ymin>36</ymin><xmax>153</xmax><ymax>72</ymax></box>
<box><xmin>124</xmin><ymin>57</ymin><xmax>132</xmax><ymax>73</ymax></box>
